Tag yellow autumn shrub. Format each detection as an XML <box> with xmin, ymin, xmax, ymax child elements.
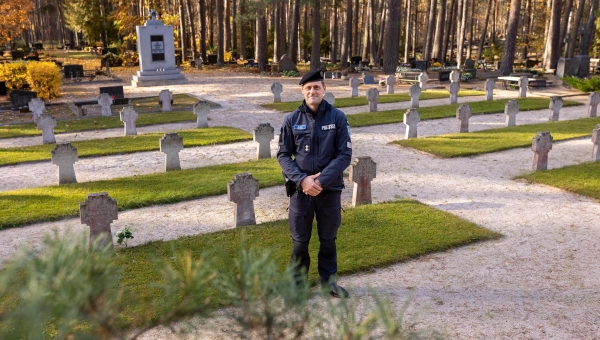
<box><xmin>26</xmin><ymin>62</ymin><xmax>61</xmax><ymax>100</ymax></box>
<box><xmin>0</xmin><ymin>62</ymin><xmax>28</xmax><ymax>90</ymax></box>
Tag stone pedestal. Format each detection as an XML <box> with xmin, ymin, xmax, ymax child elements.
<box><xmin>556</xmin><ymin>58</ymin><xmax>578</xmax><ymax>78</ymax></box>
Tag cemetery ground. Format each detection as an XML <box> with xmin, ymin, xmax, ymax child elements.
<box><xmin>1</xmin><ymin>66</ymin><xmax>600</xmax><ymax>338</ymax></box>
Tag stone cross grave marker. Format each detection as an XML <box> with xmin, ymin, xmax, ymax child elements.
<box><xmin>80</xmin><ymin>192</ymin><xmax>118</xmax><ymax>248</ymax></box>
<box><xmin>366</xmin><ymin>88</ymin><xmax>379</xmax><ymax>112</ymax></box>
<box><xmin>450</xmin><ymin>70</ymin><xmax>460</xmax><ymax>83</ymax></box>
<box><xmin>449</xmin><ymin>81</ymin><xmax>460</xmax><ymax>104</ymax></box>
<box><xmin>592</xmin><ymin>124</ymin><xmax>600</xmax><ymax>161</ymax></box>
<box><xmin>456</xmin><ymin>104</ymin><xmax>472</xmax><ymax>133</ymax></box>
<box><xmin>532</xmin><ymin>131</ymin><xmax>553</xmax><ymax>171</ymax></box>
<box><xmin>160</xmin><ymin>132</ymin><xmax>184</xmax><ymax>171</ymax></box>
<box><xmin>549</xmin><ymin>96</ymin><xmax>563</xmax><ymax>121</ymax></box>
<box><xmin>227</xmin><ymin>172</ymin><xmax>260</xmax><ymax>227</ymax></box>
<box><xmin>254</xmin><ymin>123</ymin><xmax>274</xmax><ymax>159</ymax></box>
<box><xmin>271</xmin><ymin>82</ymin><xmax>283</xmax><ymax>103</ymax></box>
<box><xmin>98</xmin><ymin>93</ymin><xmax>113</xmax><ymax>117</ymax></box>
<box><xmin>37</xmin><ymin>113</ymin><xmax>56</xmax><ymax>144</ymax></box>
<box><xmin>409</xmin><ymin>83</ymin><xmax>421</xmax><ymax>108</ymax></box>
<box><xmin>28</xmin><ymin>98</ymin><xmax>45</xmax><ymax>123</ymax></box>
<box><xmin>418</xmin><ymin>72</ymin><xmax>429</xmax><ymax>91</ymax></box>
<box><xmin>194</xmin><ymin>101</ymin><xmax>210</xmax><ymax>128</ymax></box>
<box><xmin>159</xmin><ymin>89</ymin><xmax>173</xmax><ymax>112</ymax></box>
<box><xmin>588</xmin><ymin>92</ymin><xmax>600</xmax><ymax>117</ymax></box>
<box><xmin>120</xmin><ymin>106</ymin><xmax>139</xmax><ymax>135</ymax></box>
<box><xmin>51</xmin><ymin>143</ymin><xmax>78</xmax><ymax>184</ymax></box>
<box><xmin>349</xmin><ymin>156</ymin><xmax>377</xmax><ymax>207</ymax></box>
<box><xmin>404</xmin><ymin>108</ymin><xmax>421</xmax><ymax>139</ymax></box>
<box><xmin>485</xmin><ymin>79</ymin><xmax>495</xmax><ymax>101</ymax></box>
<box><xmin>386</xmin><ymin>75</ymin><xmax>396</xmax><ymax>94</ymax></box>
<box><xmin>518</xmin><ymin>76</ymin><xmax>528</xmax><ymax>98</ymax></box>
<box><xmin>323</xmin><ymin>92</ymin><xmax>335</xmax><ymax>105</ymax></box>
<box><xmin>350</xmin><ymin>77</ymin><xmax>360</xmax><ymax>97</ymax></box>
<box><xmin>505</xmin><ymin>100</ymin><xmax>519</xmax><ymax>127</ymax></box>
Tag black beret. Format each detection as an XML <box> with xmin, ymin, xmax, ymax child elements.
<box><xmin>299</xmin><ymin>69</ymin><xmax>324</xmax><ymax>85</ymax></box>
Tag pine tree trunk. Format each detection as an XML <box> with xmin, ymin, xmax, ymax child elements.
<box><xmin>441</xmin><ymin>0</ymin><xmax>455</xmax><ymax>63</ymax></box>
<box><xmin>209</xmin><ymin>0</ymin><xmax>214</xmax><ymax>48</ymax></box>
<box><xmin>583</xmin><ymin>0</ymin><xmax>599</xmax><ymax>56</ymax></box>
<box><xmin>199</xmin><ymin>0</ymin><xmax>207</xmax><ymax>60</ymax></box>
<box><xmin>354</xmin><ymin>0</ymin><xmax>360</xmax><ymax>55</ymax></box>
<box><xmin>185</xmin><ymin>0</ymin><xmax>197</xmax><ymax>60</ymax></box>
<box><xmin>274</xmin><ymin>5</ymin><xmax>281</xmax><ymax>62</ymax></box>
<box><xmin>340</xmin><ymin>0</ymin><xmax>352</xmax><ymax>67</ymax></box>
<box><xmin>311</xmin><ymin>0</ymin><xmax>321</xmax><ymax>70</ymax></box>
<box><xmin>521</xmin><ymin>0</ymin><xmax>531</xmax><ymax>60</ymax></box>
<box><xmin>179</xmin><ymin>0</ymin><xmax>187</xmax><ymax>61</ymax></box>
<box><xmin>432</xmin><ymin>0</ymin><xmax>446</xmax><ymax>61</ymax></box>
<box><xmin>239</xmin><ymin>0</ymin><xmax>246</xmax><ymax>58</ymax></box>
<box><xmin>465</xmin><ymin>0</ymin><xmax>475</xmax><ymax>60</ymax></box>
<box><xmin>362</xmin><ymin>0</ymin><xmax>371</xmax><ymax>61</ymax></box>
<box><xmin>543</xmin><ymin>0</ymin><xmax>561</xmax><ymax>69</ymax></box>
<box><xmin>225</xmin><ymin>0</ymin><xmax>231</xmax><ymax>51</ymax></box>
<box><xmin>558</xmin><ymin>0</ymin><xmax>574</xmax><ymax>56</ymax></box>
<box><xmin>257</xmin><ymin>9</ymin><xmax>268</xmax><ymax>70</ymax></box>
<box><xmin>423</xmin><ymin>0</ymin><xmax>437</xmax><ymax>62</ymax></box>
<box><xmin>289</xmin><ymin>0</ymin><xmax>300</xmax><ymax>62</ymax></box>
<box><xmin>232</xmin><ymin>0</ymin><xmax>237</xmax><ymax>52</ymax></box>
<box><xmin>456</xmin><ymin>0</ymin><xmax>467</xmax><ymax>67</ymax></box>
<box><xmin>383</xmin><ymin>0</ymin><xmax>400</xmax><ymax>73</ymax></box>
<box><xmin>567</xmin><ymin>0</ymin><xmax>586</xmax><ymax>57</ymax></box>
<box><xmin>499</xmin><ymin>0</ymin><xmax>521</xmax><ymax>75</ymax></box>
<box><xmin>217</xmin><ymin>0</ymin><xmax>224</xmax><ymax>65</ymax></box>
<box><xmin>376</xmin><ymin>2</ymin><xmax>387</xmax><ymax>63</ymax></box>
<box><xmin>331</xmin><ymin>2</ymin><xmax>338</xmax><ymax>64</ymax></box>
<box><xmin>279</xmin><ymin>1</ymin><xmax>286</xmax><ymax>58</ymax></box>
<box><xmin>404</xmin><ymin>0</ymin><xmax>412</xmax><ymax>62</ymax></box>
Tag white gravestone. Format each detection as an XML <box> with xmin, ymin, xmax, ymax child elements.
<box><xmin>120</xmin><ymin>107</ymin><xmax>139</xmax><ymax>136</ymax></box>
<box><xmin>588</xmin><ymin>92</ymin><xmax>600</xmax><ymax>117</ymax></box>
<box><xmin>386</xmin><ymin>75</ymin><xmax>396</xmax><ymax>94</ymax></box>
<box><xmin>349</xmin><ymin>156</ymin><xmax>377</xmax><ymax>207</ymax></box>
<box><xmin>549</xmin><ymin>96</ymin><xmax>563</xmax><ymax>121</ymax></box>
<box><xmin>28</xmin><ymin>98</ymin><xmax>45</xmax><ymax>123</ymax></box>
<box><xmin>449</xmin><ymin>81</ymin><xmax>460</xmax><ymax>104</ymax></box>
<box><xmin>160</xmin><ymin>132</ymin><xmax>184</xmax><ymax>171</ymax></box>
<box><xmin>418</xmin><ymin>72</ymin><xmax>429</xmax><ymax>91</ymax></box>
<box><xmin>271</xmin><ymin>82</ymin><xmax>283</xmax><ymax>103</ymax></box>
<box><xmin>366</xmin><ymin>88</ymin><xmax>379</xmax><ymax>112</ymax></box>
<box><xmin>456</xmin><ymin>104</ymin><xmax>472</xmax><ymax>133</ymax></box>
<box><xmin>98</xmin><ymin>93</ymin><xmax>113</xmax><ymax>117</ymax></box>
<box><xmin>404</xmin><ymin>108</ymin><xmax>420</xmax><ymax>139</ymax></box>
<box><xmin>193</xmin><ymin>101</ymin><xmax>209</xmax><ymax>128</ymax></box>
<box><xmin>518</xmin><ymin>76</ymin><xmax>528</xmax><ymax>98</ymax></box>
<box><xmin>51</xmin><ymin>143</ymin><xmax>78</xmax><ymax>184</ymax></box>
<box><xmin>350</xmin><ymin>77</ymin><xmax>360</xmax><ymax>97</ymax></box>
<box><xmin>227</xmin><ymin>172</ymin><xmax>260</xmax><ymax>227</ymax></box>
<box><xmin>485</xmin><ymin>79</ymin><xmax>495</xmax><ymax>101</ymax></box>
<box><xmin>158</xmin><ymin>89</ymin><xmax>173</xmax><ymax>112</ymax></box>
<box><xmin>592</xmin><ymin>124</ymin><xmax>600</xmax><ymax>161</ymax></box>
<box><xmin>505</xmin><ymin>100</ymin><xmax>519</xmax><ymax>127</ymax></box>
<box><xmin>409</xmin><ymin>83</ymin><xmax>421</xmax><ymax>108</ymax></box>
<box><xmin>450</xmin><ymin>70</ymin><xmax>460</xmax><ymax>83</ymax></box>
<box><xmin>253</xmin><ymin>123</ymin><xmax>274</xmax><ymax>159</ymax></box>
<box><xmin>80</xmin><ymin>192</ymin><xmax>118</xmax><ymax>248</ymax></box>
<box><xmin>532</xmin><ymin>131</ymin><xmax>553</xmax><ymax>171</ymax></box>
<box><xmin>323</xmin><ymin>92</ymin><xmax>335</xmax><ymax>105</ymax></box>
<box><xmin>37</xmin><ymin>113</ymin><xmax>56</xmax><ymax>144</ymax></box>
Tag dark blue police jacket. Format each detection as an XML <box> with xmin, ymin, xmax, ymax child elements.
<box><xmin>277</xmin><ymin>99</ymin><xmax>352</xmax><ymax>191</ymax></box>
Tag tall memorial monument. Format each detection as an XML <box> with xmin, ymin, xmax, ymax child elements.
<box><xmin>132</xmin><ymin>9</ymin><xmax>188</xmax><ymax>87</ymax></box>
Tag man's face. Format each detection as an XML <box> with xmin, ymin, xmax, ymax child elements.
<box><xmin>302</xmin><ymin>81</ymin><xmax>326</xmax><ymax>107</ymax></box>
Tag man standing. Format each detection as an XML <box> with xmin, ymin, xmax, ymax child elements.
<box><xmin>277</xmin><ymin>70</ymin><xmax>352</xmax><ymax>298</ymax></box>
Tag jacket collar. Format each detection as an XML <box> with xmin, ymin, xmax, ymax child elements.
<box><xmin>299</xmin><ymin>100</ymin><xmax>331</xmax><ymax>117</ymax></box>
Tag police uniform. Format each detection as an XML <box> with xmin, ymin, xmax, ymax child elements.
<box><xmin>277</xmin><ymin>70</ymin><xmax>352</xmax><ymax>292</ymax></box>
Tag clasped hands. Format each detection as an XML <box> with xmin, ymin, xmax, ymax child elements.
<box><xmin>300</xmin><ymin>172</ymin><xmax>322</xmax><ymax>196</ymax></box>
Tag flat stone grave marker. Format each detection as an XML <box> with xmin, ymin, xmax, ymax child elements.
<box><xmin>348</xmin><ymin>156</ymin><xmax>377</xmax><ymax>207</ymax></box>
<box><xmin>278</xmin><ymin>54</ymin><xmax>297</xmax><ymax>72</ymax></box>
<box><xmin>98</xmin><ymin>93</ymin><xmax>113</xmax><ymax>117</ymax></box>
<box><xmin>485</xmin><ymin>79</ymin><xmax>495</xmax><ymax>101</ymax></box>
<box><xmin>418</xmin><ymin>72</ymin><xmax>429</xmax><ymax>91</ymax></box>
<box><xmin>532</xmin><ymin>131</ymin><xmax>553</xmax><ymax>171</ymax></box>
<box><xmin>51</xmin><ymin>143</ymin><xmax>78</xmax><ymax>184</ymax></box>
<box><xmin>324</xmin><ymin>72</ymin><xmax>333</xmax><ymax>79</ymax></box>
<box><xmin>518</xmin><ymin>76</ymin><xmax>528</xmax><ymax>98</ymax></box>
<box><xmin>80</xmin><ymin>192</ymin><xmax>118</xmax><ymax>248</ymax></box>
<box><xmin>404</xmin><ymin>108</ymin><xmax>420</xmax><ymax>139</ymax></box>
<box><xmin>450</xmin><ymin>70</ymin><xmax>460</xmax><ymax>83</ymax></box>
<box><xmin>449</xmin><ymin>81</ymin><xmax>460</xmax><ymax>104</ymax></box>
<box><xmin>505</xmin><ymin>100</ymin><xmax>519</xmax><ymax>127</ymax></box>
<box><xmin>194</xmin><ymin>101</ymin><xmax>210</xmax><ymax>128</ymax></box>
<box><xmin>160</xmin><ymin>132</ymin><xmax>184</xmax><ymax>171</ymax></box>
<box><xmin>363</xmin><ymin>75</ymin><xmax>375</xmax><ymax>84</ymax></box>
<box><xmin>10</xmin><ymin>90</ymin><xmax>37</xmax><ymax>111</ymax></box>
<box><xmin>158</xmin><ymin>89</ymin><xmax>173</xmax><ymax>112</ymax></box>
<box><xmin>120</xmin><ymin>106</ymin><xmax>138</xmax><ymax>135</ymax></box>
<box><xmin>588</xmin><ymin>92</ymin><xmax>600</xmax><ymax>117</ymax></box>
<box><xmin>28</xmin><ymin>98</ymin><xmax>45</xmax><ymax>123</ymax></box>
<box><xmin>592</xmin><ymin>124</ymin><xmax>600</xmax><ymax>161</ymax></box>
<box><xmin>350</xmin><ymin>77</ymin><xmax>360</xmax><ymax>97</ymax></box>
<box><xmin>64</xmin><ymin>64</ymin><xmax>84</xmax><ymax>78</ymax></box>
<box><xmin>456</xmin><ymin>104</ymin><xmax>472</xmax><ymax>133</ymax></box>
<box><xmin>386</xmin><ymin>75</ymin><xmax>396</xmax><ymax>94</ymax></box>
<box><xmin>271</xmin><ymin>82</ymin><xmax>283</xmax><ymax>103</ymax></box>
<box><xmin>409</xmin><ymin>83</ymin><xmax>421</xmax><ymax>108</ymax></box>
<box><xmin>366</xmin><ymin>88</ymin><xmax>379</xmax><ymax>112</ymax></box>
<box><xmin>37</xmin><ymin>113</ymin><xmax>56</xmax><ymax>144</ymax></box>
<box><xmin>549</xmin><ymin>96</ymin><xmax>563</xmax><ymax>121</ymax></box>
<box><xmin>464</xmin><ymin>59</ymin><xmax>475</xmax><ymax>69</ymax></box>
<box><xmin>253</xmin><ymin>123</ymin><xmax>274</xmax><ymax>159</ymax></box>
<box><xmin>99</xmin><ymin>86</ymin><xmax>127</xmax><ymax>105</ymax></box>
<box><xmin>323</xmin><ymin>92</ymin><xmax>335</xmax><ymax>105</ymax></box>
<box><xmin>227</xmin><ymin>172</ymin><xmax>259</xmax><ymax>227</ymax></box>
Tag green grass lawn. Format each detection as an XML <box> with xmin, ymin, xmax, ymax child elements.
<box><xmin>518</xmin><ymin>161</ymin><xmax>600</xmax><ymax>201</ymax></box>
<box><xmin>0</xmin><ymin>158</ymin><xmax>283</xmax><ymax>230</ymax></box>
<box><xmin>0</xmin><ymin>126</ymin><xmax>251</xmax><ymax>166</ymax></box>
<box><xmin>346</xmin><ymin>97</ymin><xmax>582</xmax><ymax>127</ymax></box>
<box><xmin>262</xmin><ymin>90</ymin><xmax>485</xmax><ymax>112</ymax></box>
<box><xmin>396</xmin><ymin>117</ymin><xmax>600</xmax><ymax>158</ymax></box>
<box><xmin>114</xmin><ymin>199</ymin><xmax>501</xmax><ymax>322</ymax></box>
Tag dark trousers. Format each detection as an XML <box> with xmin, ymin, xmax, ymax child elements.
<box><xmin>289</xmin><ymin>189</ymin><xmax>342</xmax><ymax>282</ymax></box>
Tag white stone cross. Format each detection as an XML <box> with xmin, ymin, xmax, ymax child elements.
<box><xmin>227</xmin><ymin>172</ymin><xmax>260</xmax><ymax>227</ymax></box>
<box><xmin>456</xmin><ymin>104</ymin><xmax>472</xmax><ymax>133</ymax></box>
<box><xmin>449</xmin><ymin>81</ymin><xmax>460</xmax><ymax>104</ymax></box>
<box><xmin>588</xmin><ymin>92</ymin><xmax>600</xmax><ymax>117</ymax></box>
<box><xmin>532</xmin><ymin>131</ymin><xmax>553</xmax><ymax>171</ymax></box>
<box><xmin>485</xmin><ymin>79</ymin><xmax>495</xmax><ymax>101</ymax></box>
<box><xmin>120</xmin><ymin>106</ymin><xmax>138</xmax><ymax>136</ymax></box>
<box><xmin>37</xmin><ymin>113</ymin><xmax>56</xmax><ymax>144</ymax></box>
<box><xmin>505</xmin><ymin>100</ymin><xmax>519</xmax><ymax>127</ymax></box>
<box><xmin>159</xmin><ymin>89</ymin><xmax>173</xmax><ymax>112</ymax></box>
<box><xmin>350</xmin><ymin>77</ymin><xmax>360</xmax><ymax>97</ymax></box>
<box><xmin>409</xmin><ymin>83</ymin><xmax>421</xmax><ymax>108</ymax></box>
<box><xmin>253</xmin><ymin>123</ymin><xmax>274</xmax><ymax>159</ymax></box>
<box><xmin>386</xmin><ymin>75</ymin><xmax>396</xmax><ymax>94</ymax></box>
<box><xmin>271</xmin><ymin>82</ymin><xmax>283</xmax><ymax>103</ymax></box>
<box><xmin>160</xmin><ymin>132</ymin><xmax>184</xmax><ymax>171</ymax></box>
<box><xmin>51</xmin><ymin>143</ymin><xmax>78</xmax><ymax>184</ymax></box>
<box><xmin>323</xmin><ymin>92</ymin><xmax>335</xmax><ymax>105</ymax></box>
<box><xmin>592</xmin><ymin>124</ymin><xmax>600</xmax><ymax>161</ymax></box>
<box><xmin>403</xmin><ymin>108</ymin><xmax>420</xmax><ymax>139</ymax></box>
<box><xmin>366</xmin><ymin>88</ymin><xmax>379</xmax><ymax>112</ymax></box>
<box><xmin>80</xmin><ymin>192</ymin><xmax>118</xmax><ymax>248</ymax></box>
<box><xmin>28</xmin><ymin>98</ymin><xmax>45</xmax><ymax>123</ymax></box>
<box><xmin>98</xmin><ymin>93</ymin><xmax>113</xmax><ymax>117</ymax></box>
<box><xmin>450</xmin><ymin>70</ymin><xmax>460</xmax><ymax>83</ymax></box>
<box><xmin>349</xmin><ymin>156</ymin><xmax>377</xmax><ymax>207</ymax></box>
<box><xmin>518</xmin><ymin>76</ymin><xmax>528</xmax><ymax>98</ymax></box>
<box><xmin>193</xmin><ymin>101</ymin><xmax>210</xmax><ymax>128</ymax></box>
<box><xmin>549</xmin><ymin>96</ymin><xmax>563</xmax><ymax>121</ymax></box>
<box><xmin>418</xmin><ymin>72</ymin><xmax>429</xmax><ymax>91</ymax></box>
